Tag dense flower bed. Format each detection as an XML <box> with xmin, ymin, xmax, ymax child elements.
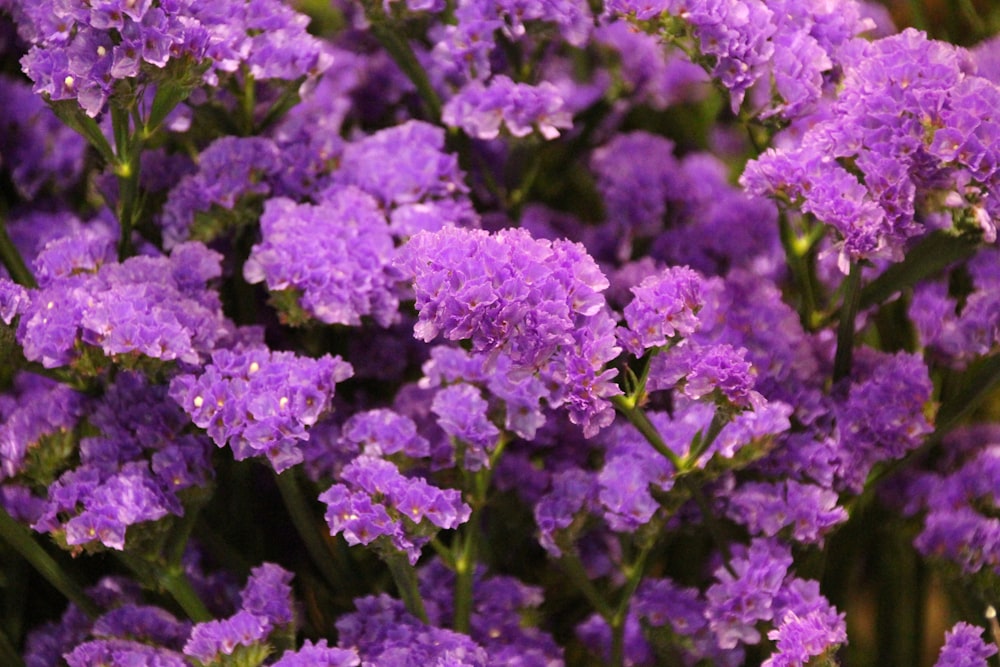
<box><xmin>2</xmin><ymin>0</ymin><xmax>1000</xmax><ymax>665</ymax></box>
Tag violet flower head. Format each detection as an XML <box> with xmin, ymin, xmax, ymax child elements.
<box><xmin>244</xmin><ymin>188</ymin><xmax>400</xmax><ymax>327</ymax></box>
<box><xmin>431</xmin><ymin>383</ymin><xmax>500</xmax><ymax>471</ymax></box>
<box><xmin>335</xmin><ymin>594</ymin><xmax>489</xmax><ymax>665</ymax></box>
<box><xmin>934</xmin><ymin>622</ymin><xmax>998</xmax><ymax>667</ymax></box>
<box><xmin>442</xmin><ymin>75</ymin><xmax>573</xmax><ymax>140</ymax></box>
<box><xmin>272</xmin><ymin>640</ymin><xmax>360</xmax><ymax>667</ymax></box>
<box><xmin>319</xmin><ymin>455</ymin><xmax>470</xmax><ymax>563</ymax></box>
<box><xmin>397</xmin><ymin>226</ymin><xmax>620</xmax><ymax>436</ymax></box>
<box><xmin>0</xmin><ymin>373</ymin><xmax>84</xmax><ymax>482</ymax></box>
<box><xmin>340</xmin><ymin>409</ymin><xmax>430</xmax><ymax>459</ymax></box>
<box><xmin>763</xmin><ymin>609</ymin><xmax>848</xmax><ymax>667</ymax></box>
<box><xmin>17</xmin><ymin>238</ymin><xmax>228</xmax><ymax>369</ymax></box>
<box><xmin>619</xmin><ymin>265</ymin><xmax>705</xmax><ymax>355</ymax></box>
<box><xmin>169</xmin><ymin>346</ymin><xmax>353</xmax><ymax>472</ymax></box>
<box><xmin>725</xmin><ymin>480</ymin><xmax>847</xmax><ymax>546</ymax></box>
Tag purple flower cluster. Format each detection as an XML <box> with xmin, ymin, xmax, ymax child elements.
<box><xmin>244</xmin><ymin>188</ymin><xmax>400</xmax><ymax>327</ymax></box>
<box><xmin>443</xmin><ymin>76</ymin><xmax>573</xmax><ymax>140</ymax></box>
<box><xmin>320</xmin><ymin>455</ymin><xmax>470</xmax><ymax>563</ymax></box>
<box><xmin>743</xmin><ymin>28</ymin><xmax>1000</xmax><ymax>268</ymax></box>
<box><xmin>14</xmin><ymin>0</ymin><xmax>331</xmax><ymax>117</ymax></box>
<box><xmin>933</xmin><ymin>622</ymin><xmax>998</xmax><ymax>667</ymax></box>
<box><xmin>11</xmin><ymin>235</ymin><xmax>228</xmax><ymax>369</ymax></box>
<box><xmin>29</xmin><ymin>372</ymin><xmax>213</xmax><ymax>552</ymax></box>
<box><xmin>398</xmin><ymin>226</ymin><xmax>620</xmax><ymax>436</ymax></box>
<box><xmin>169</xmin><ymin>346</ymin><xmax>353</xmax><ymax>472</ymax></box>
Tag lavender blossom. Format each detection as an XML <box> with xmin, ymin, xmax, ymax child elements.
<box><xmin>169</xmin><ymin>346</ymin><xmax>353</xmax><ymax>472</ymax></box>
<box><xmin>443</xmin><ymin>76</ymin><xmax>573</xmax><ymax>140</ymax></box>
<box><xmin>725</xmin><ymin>480</ymin><xmax>847</xmax><ymax>545</ymax></box>
<box><xmin>934</xmin><ymin>622</ymin><xmax>998</xmax><ymax>667</ymax></box>
<box><xmin>243</xmin><ymin>188</ymin><xmax>400</xmax><ymax>327</ymax></box>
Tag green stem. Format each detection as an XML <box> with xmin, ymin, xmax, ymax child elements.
<box><xmin>0</xmin><ymin>212</ymin><xmax>37</xmax><ymax>288</ymax></box>
<box><xmin>833</xmin><ymin>262</ymin><xmax>862</xmax><ymax>384</ymax></box>
<box><xmin>609</xmin><ymin>541</ymin><xmax>655</xmax><ymax>667</ymax></box>
<box><xmin>117</xmin><ymin>552</ymin><xmax>212</xmax><ymax>622</ymax></box>
<box><xmin>683</xmin><ymin>479</ymin><xmax>734</xmax><ymax>572</ymax></box>
<box><xmin>611</xmin><ymin>395</ymin><xmax>683</xmax><ymax>470</ymax></box>
<box><xmin>363</xmin><ymin>3</ymin><xmax>442</xmax><ymax>121</ymax></box>
<box><xmin>777</xmin><ymin>210</ymin><xmax>819</xmax><ymax>330</ymax></box>
<box><xmin>682</xmin><ymin>407</ymin><xmax>730</xmax><ymax>471</ymax></box>
<box><xmin>110</xmin><ymin>106</ymin><xmax>141</xmax><ymax>261</ymax></box>
<box><xmin>0</xmin><ymin>507</ymin><xmax>99</xmax><ymax>619</ymax></box>
<box><xmin>558</xmin><ymin>551</ymin><xmax>614</xmax><ymax>620</ymax></box>
<box><xmin>0</xmin><ymin>625</ymin><xmax>24</xmax><ymax>667</ymax></box>
<box><xmin>453</xmin><ymin>524</ymin><xmax>477</xmax><ymax>634</ymax></box>
<box><xmin>384</xmin><ymin>550</ymin><xmax>429</xmax><ymax>623</ymax></box>
<box><xmin>273</xmin><ymin>470</ymin><xmax>345</xmax><ymax>593</ymax></box>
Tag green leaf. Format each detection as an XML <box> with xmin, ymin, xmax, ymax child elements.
<box><xmin>46</xmin><ymin>99</ymin><xmax>117</xmax><ymax>165</ymax></box>
<box><xmin>859</xmin><ymin>231</ymin><xmax>979</xmax><ymax>311</ymax></box>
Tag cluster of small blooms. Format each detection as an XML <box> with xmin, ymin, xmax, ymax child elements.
<box><xmin>320</xmin><ymin>455</ymin><xmax>470</xmax><ymax>563</ymax></box>
<box><xmin>833</xmin><ymin>349</ymin><xmax>933</xmax><ymax>492</ymax></box>
<box><xmin>418</xmin><ymin>561</ymin><xmax>565</xmax><ymax>664</ymax></box>
<box><xmin>743</xmin><ymin>29</ymin><xmax>1000</xmax><ymax>268</ymax></box>
<box><xmin>605</xmin><ymin>0</ymin><xmax>873</xmax><ymax>117</ymax></box>
<box><xmin>30</xmin><ymin>372</ymin><xmax>213</xmax><ymax>551</ymax></box>
<box><xmin>243</xmin><ymin>188</ymin><xmax>400</xmax><ymax>327</ymax></box>
<box><xmin>443</xmin><ymin>76</ymin><xmax>573</xmax><ymax>140</ymax></box>
<box><xmin>725</xmin><ymin>480</ymin><xmax>847</xmax><ymax>545</ymax></box>
<box><xmin>335</xmin><ymin>594</ymin><xmax>488</xmax><ymax>665</ymax></box>
<box><xmin>160</xmin><ymin>136</ymin><xmax>283</xmax><ymax>247</ymax></box>
<box><xmin>898</xmin><ymin>439</ymin><xmax>1000</xmax><ymax>574</ymax></box>
<box><xmin>618</xmin><ymin>265</ymin><xmax>704</xmax><ymax>354</ymax></box>
<box><xmin>910</xmin><ymin>246</ymin><xmax>1000</xmax><ymax>367</ymax></box>
<box><xmin>0</xmin><ymin>76</ymin><xmax>86</xmax><ymax>199</ymax></box>
<box><xmin>169</xmin><ymin>346</ymin><xmax>353</xmax><ymax>472</ymax></box>
<box><xmin>14</xmin><ymin>0</ymin><xmax>331</xmax><ymax>117</ymax></box>
<box><xmin>397</xmin><ymin>226</ymin><xmax>621</xmax><ymax>436</ymax></box>
<box><xmin>933</xmin><ymin>622</ymin><xmax>998</xmax><ymax>667</ymax></box>
<box><xmin>329</xmin><ymin>121</ymin><xmax>477</xmax><ymax>237</ymax></box>
<box><xmin>184</xmin><ymin>563</ymin><xmax>295</xmax><ymax>663</ymax></box>
<box><xmin>12</xmin><ymin>235</ymin><xmax>229</xmax><ymax>369</ymax></box>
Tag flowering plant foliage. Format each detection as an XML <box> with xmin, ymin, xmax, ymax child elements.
<box><xmin>2</xmin><ymin>1</ymin><xmax>1000</xmax><ymax>666</ymax></box>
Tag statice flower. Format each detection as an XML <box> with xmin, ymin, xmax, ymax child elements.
<box><xmin>340</xmin><ymin>409</ymin><xmax>431</xmax><ymax>459</ymax></box>
<box><xmin>910</xmin><ymin>247</ymin><xmax>1000</xmax><ymax>367</ymax></box>
<box><xmin>65</xmin><ymin>640</ymin><xmax>189</xmax><ymax>667</ymax></box>
<box><xmin>184</xmin><ymin>563</ymin><xmax>295</xmax><ymax>663</ymax></box>
<box><xmin>594</xmin><ymin>420</ymin><xmax>675</xmax><ymax>532</ymax></box>
<box><xmin>15</xmin><ymin>236</ymin><xmax>229</xmax><ymax>369</ymax></box>
<box><xmin>30</xmin><ymin>372</ymin><xmax>213</xmax><ymax>552</ymax></box>
<box><xmin>160</xmin><ymin>136</ymin><xmax>283</xmax><ymax>247</ymax></box>
<box><xmin>762</xmin><ymin>609</ymin><xmax>848</xmax><ymax>667</ymax></box>
<box><xmin>272</xmin><ymin>640</ymin><xmax>360</xmax><ymax>667</ymax></box>
<box><xmin>335</xmin><ymin>594</ymin><xmax>489</xmax><ymax>665</ymax></box>
<box><xmin>398</xmin><ymin>226</ymin><xmax>620</xmax><ymax>436</ymax></box>
<box><xmin>244</xmin><ymin>187</ymin><xmax>400</xmax><ymax>327</ymax></box>
<box><xmin>534</xmin><ymin>467</ymin><xmax>599</xmax><ymax>556</ymax></box>
<box><xmin>934</xmin><ymin>622</ymin><xmax>998</xmax><ymax>667</ymax></box>
<box><xmin>725</xmin><ymin>480</ymin><xmax>847</xmax><ymax>545</ymax></box>
<box><xmin>649</xmin><ymin>342</ymin><xmax>762</xmax><ymax>408</ymax></box>
<box><xmin>0</xmin><ymin>373</ymin><xmax>84</xmax><ymax>483</ymax></box>
<box><xmin>743</xmin><ymin>29</ymin><xmax>1000</xmax><ymax>268</ymax></box>
<box><xmin>0</xmin><ymin>76</ymin><xmax>86</xmax><ymax>198</ymax></box>
<box><xmin>431</xmin><ymin>383</ymin><xmax>501</xmax><ymax>470</ymax></box>
<box><xmin>443</xmin><ymin>76</ymin><xmax>573</xmax><ymax>140</ymax></box>
<box><xmin>320</xmin><ymin>455</ymin><xmax>471</xmax><ymax>563</ymax></box>
<box><xmin>170</xmin><ymin>346</ymin><xmax>353</xmax><ymax>472</ymax></box>
<box><xmin>590</xmin><ymin>132</ymin><xmax>683</xmax><ymax>255</ymax></box>
<box><xmin>618</xmin><ymin>265</ymin><xmax>704</xmax><ymax>355</ymax></box>
<box><xmin>834</xmin><ymin>349</ymin><xmax>933</xmax><ymax>492</ymax></box>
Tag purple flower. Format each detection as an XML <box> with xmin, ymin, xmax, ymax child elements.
<box><xmin>170</xmin><ymin>347</ymin><xmax>353</xmax><ymax>472</ymax></box>
<box><xmin>763</xmin><ymin>609</ymin><xmax>848</xmax><ymax>667</ymax></box>
<box><xmin>431</xmin><ymin>383</ymin><xmax>501</xmax><ymax>470</ymax></box>
<box><xmin>443</xmin><ymin>76</ymin><xmax>572</xmax><ymax>140</ymax></box>
<box><xmin>934</xmin><ymin>622</ymin><xmax>998</xmax><ymax>667</ymax></box>
<box><xmin>272</xmin><ymin>640</ymin><xmax>361</xmax><ymax>667</ymax></box>
<box><xmin>725</xmin><ymin>480</ymin><xmax>847</xmax><ymax>545</ymax></box>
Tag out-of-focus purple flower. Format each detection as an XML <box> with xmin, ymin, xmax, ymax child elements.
<box><xmin>431</xmin><ymin>383</ymin><xmax>500</xmax><ymax>471</ymax></box>
<box><xmin>340</xmin><ymin>409</ymin><xmax>431</xmax><ymax>459</ymax></box>
<box><xmin>170</xmin><ymin>346</ymin><xmax>353</xmax><ymax>472</ymax></box>
<box><xmin>272</xmin><ymin>640</ymin><xmax>361</xmax><ymax>667</ymax></box>
<box><xmin>933</xmin><ymin>622</ymin><xmax>998</xmax><ymax>667</ymax></box>
<box><xmin>725</xmin><ymin>480</ymin><xmax>847</xmax><ymax>545</ymax></box>
<box><xmin>534</xmin><ymin>467</ymin><xmax>599</xmax><ymax>556</ymax></box>
<box><xmin>65</xmin><ymin>639</ymin><xmax>189</xmax><ymax>667</ymax></box>
<box><xmin>335</xmin><ymin>594</ymin><xmax>489</xmax><ymax>665</ymax></box>
<box><xmin>443</xmin><ymin>76</ymin><xmax>572</xmax><ymax>140</ymax></box>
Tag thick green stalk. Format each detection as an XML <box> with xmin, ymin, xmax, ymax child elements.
<box><xmin>833</xmin><ymin>262</ymin><xmax>862</xmax><ymax>384</ymax></box>
<box><xmin>0</xmin><ymin>508</ymin><xmax>99</xmax><ymax>618</ymax></box>
<box><xmin>110</xmin><ymin>106</ymin><xmax>142</xmax><ymax>261</ymax></box>
<box><xmin>452</xmin><ymin>525</ymin><xmax>478</xmax><ymax>634</ymax></box>
<box><xmin>609</xmin><ymin>541</ymin><xmax>655</xmax><ymax>667</ymax></box>
<box><xmin>273</xmin><ymin>470</ymin><xmax>345</xmax><ymax>592</ymax></box>
<box><xmin>384</xmin><ymin>550</ymin><xmax>429</xmax><ymax>623</ymax></box>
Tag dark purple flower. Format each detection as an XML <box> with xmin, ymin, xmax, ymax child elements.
<box><xmin>934</xmin><ymin>622</ymin><xmax>998</xmax><ymax>667</ymax></box>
